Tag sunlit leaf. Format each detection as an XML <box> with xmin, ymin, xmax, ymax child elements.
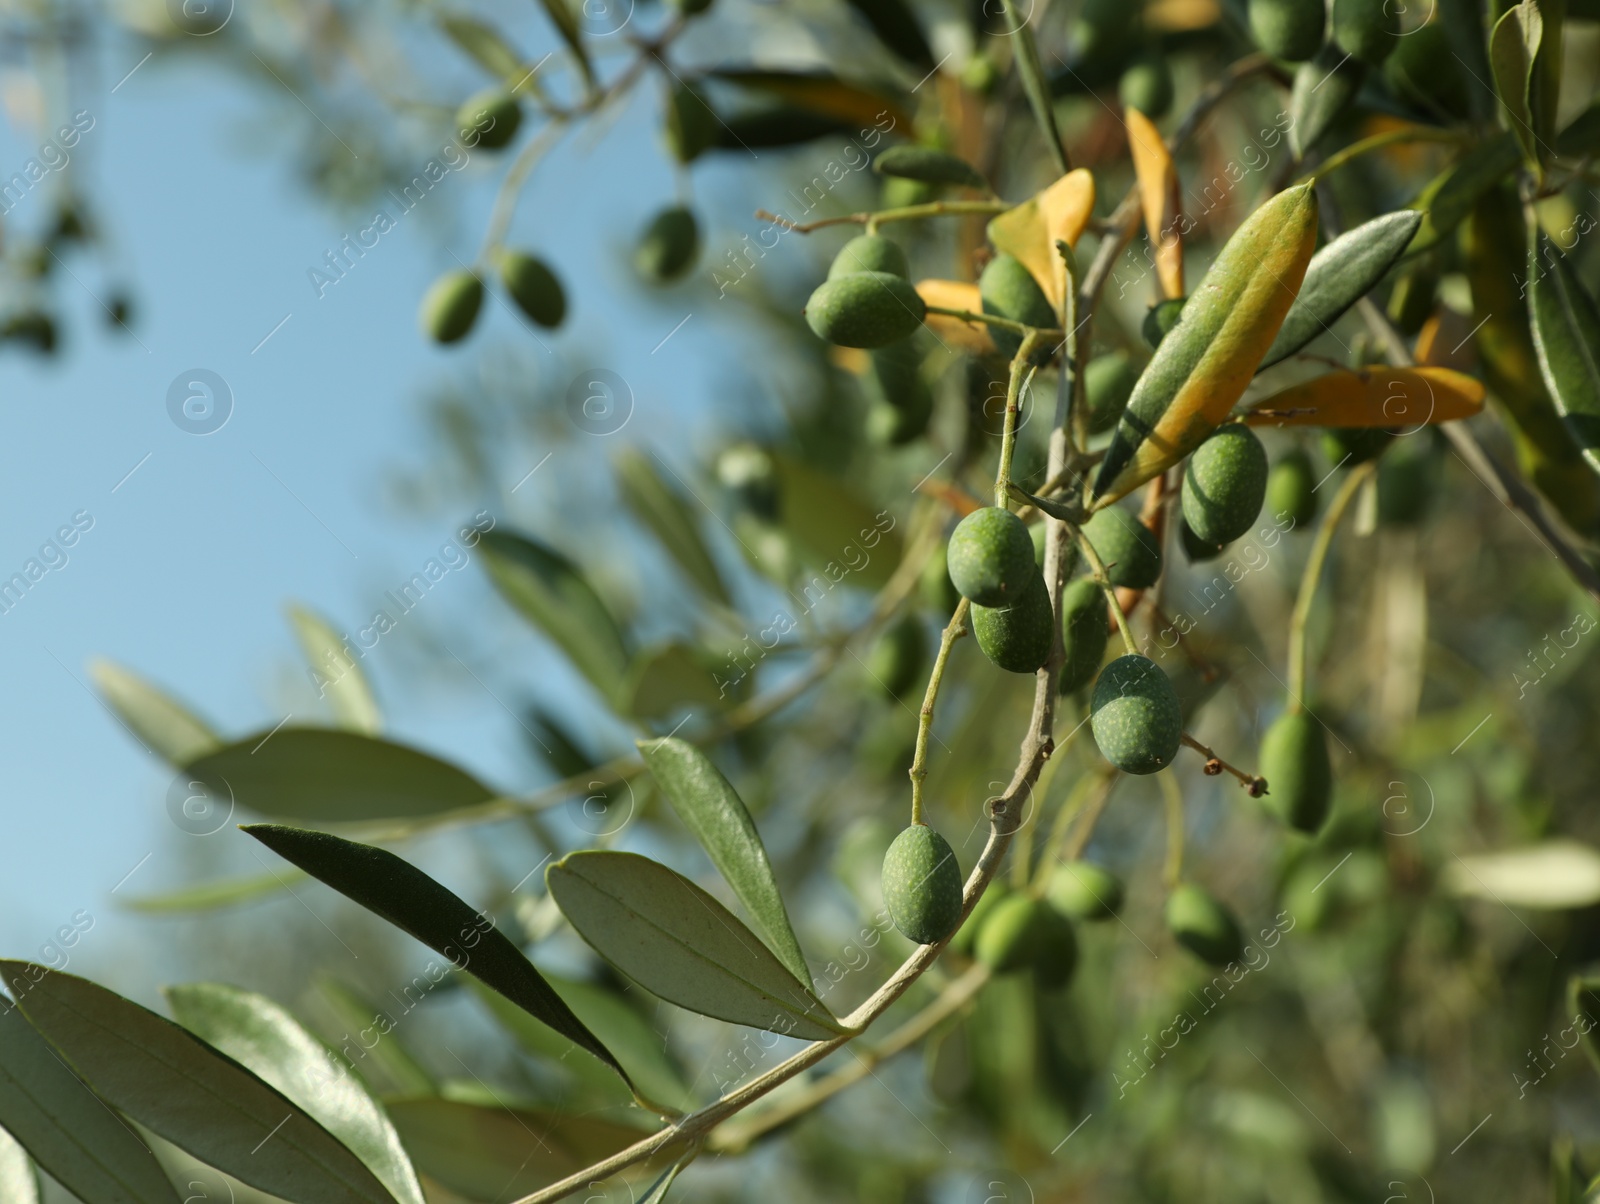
<box><xmin>547</xmin><ymin>851</ymin><xmax>847</xmax><ymax>1040</ymax></box>
<box><xmin>0</xmin><ymin>964</ymin><xmax>397</xmax><ymax>1204</ymax></box>
<box><xmin>614</xmin><ymin>449</ymin><xmax>730</xmax><ymax>605</ymax></box>
<box><xmin>915</xmin><ymin>280</ymin><xmax>997</xmax><ymax>354</ymax></box>
<box><xmin>183</xmin><ymin>728</ymin><xmax>495</xmax><ymax>823</ymax></box>
<box><xmin>165</xmin><ymin>983</ymin><xmax>425</xmax><ymax>1204</ymax></box>
<box><xmin>1408</xmin><ymin>134</ymin><xmax>1521</xmax><ymax>256</ymax></box>
<box><xmin>120</xmin><ymin>868</ymin><xmax>307</xmax><ymax>914</ymax></box>
<box><xmin>1444</xmin><ymin>841</ymin><xmax>1600</xmax><ymax>908</ymax></box>
<box><xmin>1245</xmin><ymin>368</ymin><xmax>1485</xmax><ymax>429</ymax></box>
<box><xmin>289</xmin><ymin>604</ymin><xmax>381</xmax><ymax>734</ymax></box>
<box><xmin>89</xmin><ymin>659</ymin><xmax>219</xmax><ymax>766</ymax></box>
<box><xmin>638</xmin><ymin>736</ymin><xmax>809</xmax><ymax>983</ymax></box>
<box><xmin>1528</xmin><ymin>233</ymin><xmax>1600</xmax><ymax>476</ymax></box>
<box><xmin>986</xmin><ymin>169</ymin><xmax>1095</xmax><ymax>311</ymax></box>
<box><xmin>1489</xmin><ymin>0</ymin><xmax>1543</xmax><ymax>169</ymax></box>
<box><xmin>1126</xmin><ymin>106</ymin><xmax>1183</xmax><ymax>300</ymax></box>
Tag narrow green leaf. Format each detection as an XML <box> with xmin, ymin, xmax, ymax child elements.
<box><xmin>0</xmin><ymin>964</ymin><xmax>397</xmax><ymax>1204</ymax></box>
<box><xmin>183</xmin><ymin>728</ymin><xmax>495</xmax><ymax>823</ymax></box>
<box><xmin>439</xmin><ymin>16</ymin><xmax>535</xmax><ymax>92</ymax></box>
<box><xmin>307</xmin><ymin>978</ymin><xmax>437</xmax><ymax>1098</ymax></box>
<box><xmin>533</xmin><ymin>0</ymin><xmax>593</xmax><ymax>87</ymax></box>
<box><xmin>1568</xmin><ymin>969</ymin><xmax>1600</xmax><ymax>1080</ymax></box>
<box><xmin>0</xmin><ymin>1126</ymin><xmax>37</xmax><ymax>1204</ymax></box>
<box><xmin>638</xmin><ymin>737</ymin><xmax>810</xmax><ymax>984</ymax></box>
<box><xmin>1529</xmin><ymin>233</ymin><xmax>1600</xmax><ymax>475</ymax></box>
<box><xmin>165</xmin><ymin>983</ymin><xmax>425</xmax><ymax>1204</ymax></box>
<box><xmin>0</xmin><ymin>1005</ymin><xmax>172</xmax><ymax>1204</ymax></box>
<box><xmin>546</xmin><ymin>851</ymin><xmax>846</xmax><ymax>1040</ymax></box>
<box><xmin>873</xmin><ymin>145</ymin><xmax>985</xmax><ymax>189</ymax></box>
<box><xmin>1003</xmin><ymin>0</ymin><xmax>1070</xmax><ymax>175</ymax></box>
<box><xmin>1288</xmin><ymin>45</ymin><xmax>1366</xmax><ymax>159</ymax></box>
<box><xmin>242</xmin><ymin>825</ymin><xmax>632</xmax><ymax>1089</ymax></box>
<box><xmin>1489</xmin><ymin>0</ymin><xmax>1543</xmax><ymax>168</ymax></box>
<box><xmin>771</xmin><ymin>454</ymin><xmax>903</xmax><ymax>591</ymax></box>
<box><xmin>479</xmin><ymin>530</ymin><xmax>632</xmax><ymax>705</ymax></box>
<box><xmin>841</xmin><ymin>0</ymin><xmax>934</xmax><ymax>69</ymax></box>
<box><xmin>89</xmin><ymin>659</ymin><xmax>219</xmax><ymax>765</ymax></box>
<box><xmin>289</xmin><ymin>605</ymin><xmax>381</xmax><ymax>734</ymax></box>
<box><xmin>1408</xmin><ymin>134</ymin><xmax>1521</xmax><ymax>256</ymax></box>
<box><xmin>1262</xmin><ymin>210</ymin><xmax>1424</xmax><ymax>369</ymax></box>
<box><xmin>623</xmin><ymin>643</ymin><xmax>726</xmax><ymax>720</ymax></box>
<box><xmin>120</xmin><ymin>868</ymin><xmax>308</xmax><ymax>914</ymax></box>
<box><xmin>639</xmin><ymin>1155</ymin><xmax>691</xmax><ymax>1203</ymax></box>
<box><xmin>614</xmin><ymin>449</ymin><xmax>730</xmax><ymax>605</ymax></box>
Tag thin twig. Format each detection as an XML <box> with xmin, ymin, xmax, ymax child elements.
<box><xmin>909</xmin><ymin>599</ymin><xmax>970</xmax><ymax>826</ymax></box>
<box><xmin>1179</xmin><ymin>732</ymin><xmax>1266</xmax><ymax>794</ymax></box>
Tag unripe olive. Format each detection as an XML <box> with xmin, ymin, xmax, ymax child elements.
<box><xmin>665</xmin><ymin>81</ymin><xmax>719</xmax><ymax>164</ymax></box>
<box><xmin>979</xmin><ymin>253</ymin><xmax>1055</xmax><ymax>360</ymax></box>
<box><xmin>1179</xmin><ymin>517</ymin><xmax>1225</xmax><ymax>563</ymax></box>
<box><xmin>881</xmin><ymin>175</ymin><xmax>936</xmax><ymax>209</ymax></box>
<box><xmin>829</xmin><ymin>234</ymin><xmax>909</xmax><ymax>281</ymax></box>
<box><xmin>866</xmin><ymin>614</ymin><xmax>926</xmax><ymax>700</ymax></box>
<box><xmin>1033</xmin><ymin>906</ymin><xmax>1079</xmax><ymax>989</ymax></box>
<box><xmin>1083</xmin><ymin>507</ymin><xmax>1162</xmax><ymax>589</ymax></box>
<box><xmin>635</xmin><ymin>206</ymin><xmax>701</xmax><ymax>283</ymax></box>
<box><xmin>1383</xmin><ymin>23</ymin><xmax>1469</xmax><ymax>120</ymax></box>
<box><xmin>949</xmin><ymin>880</ymin><xmax>1008</xmax><ymax>956</ymax></box>
<box><xmin>1047</xmin><ymin>861</ymin><xmax>1124</xmax><ymax>921</ymax></box>
<box><xmin>805</xmin><ymin>271</ymin><xmax>926</xmax><ymax>348</ymax></box>
<box><xmin>921</xmin><ymin>541</ymin><xmax>962</xmax><ymax>617</ymax></box>
<box><xmin>863</xmin><ymin>338</ymin><xmax>932</xmax><ymax>445</ymax></box>
<box><xmin>1119</xmin><ymin>56</ymin><xmax>1174</xmax><ymax>118</ymax></box>
<box><xmin>947</xmin><ymin>507</ymin><xmax>1036</xmax><ymax>607</ymax></box>
<box><xmin>1378</xmin><ymin>448</ymin><xmax>1434</xmax><ymax>526</ymax></box>
<box><xmin>1027</xmin><ymin>522</ymin><xmax>1078</xmax><ymax>575</ymax></box>
<box><xmin>975</xmin><ymin>893</ymin><xmax>1047</xmax><ymax>974</ymax></box>
<box><xmin>1090</xmin><ymin>654</ymin><xmax>1182</xmax><ymax>775</ymax></box>
<box><xmin>1142</xmin><ymin>296</ymin><xmax>1186</xmax><ymax>349</ymax></box>
<box><xmin>882</xmin><ymin>824</ymin><xmax>964</xmax><ymax>945</ymax></box>
<box><xmin>1321</xmin><ymin>426</ymin><xmax>1391</xmax><ymax>467</ymax></box>
<box><xmin>419</xmin><ymin>269</ymin><xmax>484</xmax><ymax>344</ymax></box>
<box><xmin>457</xmin><ymin>89</ymin><xmax>522</xmax><ymax>150</ymax></box>
<box><xmin>1247</xmin><ymin>0</ymin><xmax>1325</xmax><ymax>62</ymax></box>
<box><xmin>495</xmin><ymin>250</ymin><xmax>566</xmax><ymax>329</ymax></box>
<box><xmin>1332</xmin><ymin>0</ymin><xmax>1399</xmax><ymax>64</ymax></box>
<box><xmin>1258</xmin><ymin>710</ymin><xmax>1333</xmax><ymax>833</ymax></box>
<box><xmin>1084</xmin><ymin>351</ymin><xmax>1139</xmax><ymax>434</ymax></box>
<box><xmin>1165</xmin><ymin>883</ymin><xmax>1245</xmax><ymax>966</ymax></box>
<box><xmin>872</xmin><ymin>146</ymin><xmax>985</xmax><ymax>189</ymax></box>
<box><xmin>1182</xmin><ymin>424</ymin><xmax>1269</xmax><ymax>546</ymax></box>
<box><xmin>716</xmin><ymin>443</ymin><xmax>779</xmax><ymax>518</ymax></box>
<box><xmin>1266</xmin><ymin>448</ymin><xmax>1318</xmax><ymax>528</ymax></box>
<box><xmin>1058</xmin><ymin>577</ymin><xmax>1109</xmax><ymax>695</ymax></box>
<box><xmin>972</xmin><ymin>572</ymin><xmax>1053</xmax><ymax>674</ymax></box>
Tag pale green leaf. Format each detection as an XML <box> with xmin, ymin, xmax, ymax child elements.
<box><xmin>439</xmin><ymin>16</ymin><xmax>533</xmax><ymax>90</ymax></box>
<box><xmin>623</xmin><ymin>643</ymin><xmax>726</xmax><ymax>720</ymax></box>
<box><xmin>1489</xmin><ymin>0</ymin><xmax>1543</xmax><ymax>168</ymax></box>
<box><xmin>614</xmin><ymin>448</ymin><xmax>730</xmax><ymax>605</ymax></box>
<box><xmin>89</xmin><ymin>659</ymin><xmax>219</xmax><ymax>766</ymax></box>
<box><xmin>307</xmin><ymin>977</ymin><xmax>437</xmax><ymax>1098</ymax></box>
<box><xmin>1444</xmin><ymin>841</ymin><xmax>1600</xmax><ymax>908</ymax></box>
<box><xmin>0</xmin><ymin>1126</ymin><xmax>37</xmax><ymax>1204</ymax></box>
<box><xmin>289</xmin><ymin>605</ymin><xmax>381</xmax><ymax>734</ymax></box>
<box><xmin>120</xmin><ymin>868</ymin><xmax>308</xmax><ymax>914</ymax></box>
<box><xmin>1528</xmin><ymin>233</ymin><xmax>1600</xmax><ymax>476</ymax></box>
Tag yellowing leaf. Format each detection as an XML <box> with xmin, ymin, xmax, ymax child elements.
<box><xmin>1127</xmin><ymin>107</ymin><xmax>1183</xmax><ymax>300</ymax></box>
<box><xmin>1244</xmin><ymin>367</ymin><xmax>1486</xmax><ymax>429</ymax></box>
<box><xmin>915</xmin><ymin>279</ymin><xmax>996</xmax><ymax>354</ymax></box>
<box><xmin>711</xmin><ymin>71</ymin><xmax>913</xmax><ymax>134</ymax></box>
<box><xmin>986</xmin><ymin>168</ymin><xmax>1095</xmax><ymax>312</ymax></box>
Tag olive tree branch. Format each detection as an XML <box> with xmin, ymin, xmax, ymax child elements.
<box><xmin>995</xmin><ymin>332</ymin><xmax>1048</xmax><ymax>507</ymax></box>
<box><xmin>909</xmin><ymin>598</ymin><xmax>971</xmax><ymax>826</ymax></box>
<box><xmin>1286</xmin><ymin>461</ymin><xmax>1375</xmax><ymax>708</ymax></box>
<box><xmin>753</xmin><ymin>200</ymin><xmax>1009</xmax><ymax>235</ymax></box>
<box><xmin>1178</xmin><ymin>732</ymin><xmax>1267</xmax><ymax>794</ymax></box>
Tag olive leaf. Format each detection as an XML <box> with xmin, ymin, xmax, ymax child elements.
<box><xmin>1408</xmin><ymin>134</ymin><xmax>1521</xmax><ymax>256</ymax></box>
<box><xmin>639</xmin><ymin>1155</ymin><xmax>692</xmax><ymax>1203</ymax></box>
<box><xmin>1288</xmin><ymin>46</ymin><xmax>1365</xmax><ymax>159</ymax></box>
<box><xmin>615</xmin><ymin>448</ymin><xmax>730</xmax><ymax>606</ymax></box>
<box><xmin>120</xmin><ymin>868</ymin><xmax>307</xmax><ymax>914</ymax></box>
<box><xmin>1261</xmin><ymin>210</ymin><xmax>1424</xmax><ymax>369</ymax></box>
<box><xmin>771</xmin><ymin>453</ymin><xmax>903</xmax><ymax>590</ymax></box>
<box><xmin>288</xmin><ymin>604</ymin><xmax>381</xmax><ymax>734</ymax></box>
<box><xmin>547</xmin><ymin>851</ymin><xmax>848</xmax><ymax>1040</ymax></box>
<box><xmin>1001</xmin><ymin>0</ymin><xmax>1070</xmax><ymax>175</ymax></box>
<box><xmin>1126</xmin><ymin>106</ymin><xmax>1183</xmax><ymax>300</ymax></box>
<box><xmin>308</xmin><ymin>977</ymin><xmax>436</xmax><ymax>1097</ymax></box>
<box><xmin>479</xmin><ymin>529</ymin><xmax>633</xmax><ymax>706</ymax></box>
<box><xmin>183</xmin><ymin>728</ymin><xmax>495</xmax><ymax>823</ymax></box>
<box><xmin>622</xmin><ymin>643</ymin><xmax>727</xmax><ymax>720</ymax></box>
<box><xmin>709</xmin><ymin>70</ymin><xmax>912</xmax><ymax>132</ymax></box>
<box><xmin>1489</xmin><ymin>0</ymin><xmax>1544</xmax><ymax>169</ymax></box>
<box><xmin>873</xmin><ymin>146</ymin><xmax>984</xmax><ymax>189</ymax></box>
<box><xmin>638</xmin><ymin>736</ymin><xmax>811</xmax><ymax>984</ymax></box>
<box><xmin>165</xmin><ymin>983</ymin><xmax>425</xmax><ymax>1204</ymax></box>
<box><xmin>242</xmin><ymin>825</ymin><xmax>633</xmax><ymax>1088</ymax></box>
<box><xmin>533</xmin><ymin>0</ymin><xmax>592</xmax><ymax>87</ymax></box>
<box><xmin>1245</xmin><ymin>367</ymin><xmax>1486</xmax><ymax>429</ymax></box>
<box><xmin>438</xmin><ymin>16</ymin><xmax>536</xmax><ymax>94</ymax></box>
<box><xmin>1567</xmin><ymin>970</ymin><xmax>1600</xmax><ymax>1080</ymax></box>
<box><xmin>915</xmin><ymin>279</ymin><xmax>997</xmax><ymax>355</ymax></box>
<box><xmin>0</xmin><ymin>963</ymin><xmax>397</xmax><ymax>1204</ymax></box>
<box><xmin>986</xmin><ymin>169</ymin><xmax>1095</xmax><ymax>312</ymax></box>
<box><xmin>713</xmin><ymin>109</ymin><xmax>856</xmax><ymax>150</ymax></box>
<box><xmin>0</xmin><ymin>1004</ymin><xmax>177</xmax><ymax>1204</ymax></box>
<box><xmin>1444</xmin><ymin>841</ymin><xmax>1600</xmax><ymax>908</ymax></box>
<box><xmin>1092</xmin><ymin>184</ymin><xmax>1319</xmax><ymax>506</ymax></box>
<box><xmin>89</xmin><ymin>659</ymin><xmax>219</xmax><ymax>766</ymax></box>
<box><xmin>842</xmin><ymin>0</ymin><xmax>934</xmax><ymax>68</ymax></box>
<box><xmin>1528</xmin><ymin>233</ymin><xmax>1600</xmax><ymax>476</ymax></box>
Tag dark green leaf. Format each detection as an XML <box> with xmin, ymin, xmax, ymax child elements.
<box><xmin>120</xmin><ymin>868</ymin><xmax>308</xmax><ymax>914</ymax></box>
<box><xmin>0</xmin><ymin>1004</ymin><xmax>176</xmax><ymax>1204</ymax></box>
<box><xmin>639</xmin><ymin>1154</ymin><xmax>691</xmax><ymax>1203</ymax></box>
<box><xmin>242</xmin><ymin>825</ymin><xmax>632</xmax><ymax>1090</ymax></box>
<box><xmin>713</xmin><ymin>108</ymin><xmax>856</xmax><ymax>150</ymax></box>
<box><xmin>1557</xmin><ymin>98</ymin><xmax>1600</xmax><ymax>158</ymax></box>
<box><xmin>622</xmin><ymin>643</ymin><xmax>726</xmax><ymax>720</ymax></box>
<box><xmin>614</xmin><ymin>448</ymin><xmax>729</xmax><ymax>605</ymax></box>
<box><xmin>708</xmin><ymin>70</ymin><xmax>910</xmax><ymax>131</ymax></box>
<box><xmin>1567</xmin><ymin>969</ymin><xmax>1600</xmax><ymax>1079</ymax></box>
<box><xmin>307</xmin><ymin>977</ymin><xmax>437</xmax><ymax>1098</ymax></box>
<box><xmin>165</xmin><ymin>983</ymin><xmax>425</xmax><ymax>1204</ymax></box>
<box><xmin>1529</xmin><ymin>233</ymin><xmax>1600</xmax><ymax>475</ymax></box>
<box><xmin>1003</xmin><ymin>0</ymin><xmax>1070</xmax><ymax>175</ymax></box>
<box><xmin>89</xmin><ymin>659</ymin><xmax>219</xmax><ymax>766</ymax></box>
<box><xmin>289</xmin><ymin>605</ymin><xmax>381</xmax><ymax>734</ymax></box>
<box><xmin>1262</xmin><ymin>210</ymin><xmax>1424</xmax><ymax>369</ymax></box>
<box><xmin>842</xmin><ymin>0</ymin><xmax>934</xmax><ymax>68</ymax></box>
<box><xmin>183</xmin><ymin>728</ymin><xmax>495</xmax><ymax>823</ymax></box>
<box><xmin>638</xmin><ymin>737</ymin><xmax>810</xmax><ymax>983</ymax></box>
<box><xmin>546</xmin><ymin>851</ymin><xmax>847</xmax><ymax>1040</ymax></box>
<box><xmin>479</xmin><ymin>530</ymin><xmax>633</xmax><ymax>705</ymax></box>
<box><xmin>873</xmin><ymin>146</ymin><xmax>985</xmax><ymax>189</ymax></box>
<box><xmin>0</xmin><ymin>964</ymin><xmax>396</xmax><ymax>1204</ymax></box>
<box><xmin>1408</xmin><ymin>134</ymin><xmax>1521</xmax><ymax>255</ymax></box>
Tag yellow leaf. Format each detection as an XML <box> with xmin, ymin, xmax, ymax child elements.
<box><xmin>986</xmin><ymin>168</ymin><xmax>1096</xmax><ymax>312</ymax></box>
<box><xmin>915</xmin><ymin>279</ymin><xmax>997</xmax><ymax>354</ymax></box>
<box><xmin>1127</xmin><ymin>107</ymin><xmax>1184</xmax><ymax>300</ymax></box>
<box><xmin>1244</xmin><ymin>367</ymin><xmax>1486</xmax><ymax>428</ymax></box>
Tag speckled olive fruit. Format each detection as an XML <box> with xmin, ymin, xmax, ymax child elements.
<box><xmin>1058</xmin><ymin>577</ymin><xmax>1109</xmax><ymax>695</ymax></box>
<box><xmin>495</xmin><ymin>251</ymin><xmax>566</xmax><ymax>329</ymax></box>
<box><xmin>1321</xmin><ymin>426</ymin><xmax>1391</xmax><ymax>467</ymax></box>
<box><xmin>979</xmin><ymin>253</ymin><xmax>1056</xmax><ymax>360</ymax></box>
<box><xmin>972</xmin><ymin>572</ymin><xmax>1053</xmax><ymax>674</ymax></box>
<box><xmin>882</xmin><ymin>824</ymin><xmax>964</xmax><ymax>945</ymax></box>
<box><xmin>1247</xmin><ymin>0</ymin><xmax>1325</xmax><ymax>62</ymax></box>
<box><xmin>1083</xmin><ymin>507</ymin><xmax>1162</xmax><ymax>589</ymax></box>
<box><xmin>1119</xmin><ymin>56</ymin><xmax>1173</xmax><ymax>118</ymax></box>
<box><xmin>1142</xmin><ymin>296</ymin><xmax>1186</xmax><ymax>349</ymax></box>
<box><xmin>1179</xmin><ymin>517</ymin><xmax>1225</xmax><ymax>563</ymax></box>
<box><xmin>1332</xmin><ymin>0</ymin><xmax>1399</xmax><ymax>64</ymax></box>
<box><xmin>947</xmin><ymin>507</ymin><xmax>1036</xmax><ymax>607</ymax></box>
<box><xmin>1266</xmin><ymin>448</ymin><xmax>1318</xmax><ymax>527</ymax></box>
<box><xmin>975</xmin><ymin>893</ymin><xmax>1048</xmax><ymax>974</ymax></box>
<box><xmin>665</xmin><ymin>81</ymin><xmax>719</xmax><ymax>164</ymax></box>
<box><xmin>805</xmin><ymin>271</ymin><xmax>925</xmax><ymax>349</ymax></box>
<box><xmin>1166</xmin><ymin>883</ymin><xmax>1245</xmax><ymax>966</ymax></box>
<box><xmin>1084</xmin><ymin>351</ymin><xmax>1139</xmax><ymax>434</ymax></box>
<box><xmin>949</xmin><ymin>880</ymin><xmax>1007</xmax><ymax>956</ymax></box>
<box><xmin>1033</xmin><ymin>906</ymin><xmax>1079</xmax><ymax>989</ymax></box>
<box><xmin>1047</xmin><ymin>861</ymin><xmax>1125</xmax><ymax>921</ymax></box>
<box><xmin>828</xmin><ymin>234</ymin><xmax>910</xmax><ymax>281</ymax></box>
<box><xmin>1258</xmin><ymin>710</ymin><xmax>1332</xmax><ymax>833</ymax></box>
<box><xmin>1090</xmin><ymin>654</ymin><xmax>1182</xmax><ymax>774</ymax></box>
<box><xmin>921</xmin><ymin>542</ymin><xmax>962</xmax><ymax>617</ymax></box>
<box><xmin>419</xmin><ymin>270</ymin><xmax>484</xmax><ymax>344</ymax></box>
<box><xmin>457</xmin><ymin>89</ymin><xmax>522</xmax><ymax>150</ymax></box>
<box><xmin>1182</xmin><ymin>424</ymin><xmax>1269</xmax><ymax>546</ymax></box>
<box><xmin>635</xmin><ymin>205</ymin><xmax>701</xmax><ymax>283</ymax></box>
<box><xmin>866</xmin><ymin>614</ymin><xmax>926</xmax><ymax>700</ymax></box>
